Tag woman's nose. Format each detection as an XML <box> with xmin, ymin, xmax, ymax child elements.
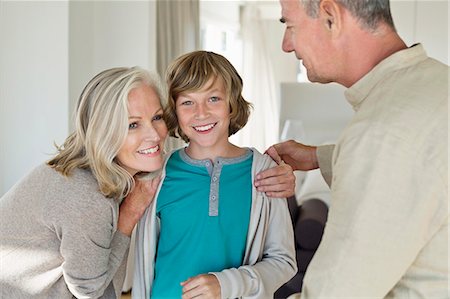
<box><xmin>144</xmin><ymin>125</ymin><xmax>161</xmax><ymax>142</ymax></box>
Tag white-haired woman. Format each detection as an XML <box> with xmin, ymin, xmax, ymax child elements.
<box><xmin>0</xmin><ymin>67</ymin><xmax>168</xmax><ymax>298</ymax></box>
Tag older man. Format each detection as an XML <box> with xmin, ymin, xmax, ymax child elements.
<box><xmin>263</xmin><ymin>0</ymin><xmax>449</xmax><ymax>297</ymax></box>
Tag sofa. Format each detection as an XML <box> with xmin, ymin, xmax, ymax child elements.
<box><xmin>275</xmin><ymin>170</ymin><xmax>330</xmax><ymax>298</ymax></box>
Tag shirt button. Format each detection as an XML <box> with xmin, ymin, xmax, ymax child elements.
<box><xmin>212</xmin><ymin>195</ymin><xmax>216</xmax><ymax>200</ymax></box>
<box><xmin>212</xmin><ymin>176</ymin><xmax>218</xmax><ymax>182</ymax></box>
<box><xmin>205</xmin><ymin>162</ymin><xmax>210</xmax><ymax>167</ymax></box>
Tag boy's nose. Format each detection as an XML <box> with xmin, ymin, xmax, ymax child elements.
<box><xmin>195</xmin><ymin>103</ymin><xmax>209</xmax><ymax>119</ymax></box>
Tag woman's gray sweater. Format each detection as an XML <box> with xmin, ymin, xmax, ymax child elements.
<box><xmin>0</xmin><ymin>164</ymin><xmax>130</xmax><ymax>299</ymax></box>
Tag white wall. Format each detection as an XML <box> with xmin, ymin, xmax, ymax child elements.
<box><xmin>278</xmin><ymin>0</ymin><xmax>449</xmax><ymax>145</ymax></box>
<box><xmin>391</xmin><ymin>0</ymin><xmax>448</xmax><ymax>65</ymax></box>
<box><xmin>69</xmin><ymin>1</ymin><xmax>157</xmax><ymax>131</ymax></box>
<box><xmin>0</xmin><ymin>2</ymin><xmax>69</xmax><ymax>196</ymax></box>
<box><xmin>0</xmin><ymin>1</ymin><xmax>157</xmax><ymax>196</ymax></box>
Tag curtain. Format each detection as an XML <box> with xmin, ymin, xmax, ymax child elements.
<box><xmin>157</xmin><ymin>0</ymin><xmax>200</xmax><ymax>151</ymax></box>
<box><xmin>231</xmin><ymin>4</ymin><xmax>279</xmax><ymax>152</ymax></box>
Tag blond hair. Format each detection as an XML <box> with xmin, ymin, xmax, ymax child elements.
<box><xmin>48</xmin><ymin>67</ymin><xmax>164</xmax><ymax>199</ymax></box>
<box><xmin>165</xmin><ymin>51</ymin><xmax>252</xmax><ymax>143</ymax></box>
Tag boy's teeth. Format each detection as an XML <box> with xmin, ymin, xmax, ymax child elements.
<box><xmin>138</xmin><ymin>145</ymin><xmax>159</xmax><ymax>154</ymax></box>
<box><xmin>194</xmin><ymin>123</ymin><xmax>215</xmax><ymax>132</ymax></box>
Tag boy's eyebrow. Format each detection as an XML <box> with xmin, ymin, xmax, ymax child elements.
<box><xmin>181</xmin><ymin>88</ymin><xmax>224</xmax><ymax>96</ymax></box>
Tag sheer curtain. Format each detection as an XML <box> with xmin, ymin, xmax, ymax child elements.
<box><xmin>230</xmin><ymin>4</ymin><xmax>280</xmax><ymax>153</ymax></box>
<box><xmin>157</xmin><ymin>0</ymin><xmax>200</xmax><ymax>151</ymax></box>
<box><xmin>123</xmin><ymin>1</ymin><xmax>200</xmax><ymax>291</ymax></box>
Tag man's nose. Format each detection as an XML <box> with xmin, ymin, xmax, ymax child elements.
<box><xmin>282</xmin><ymin>29</ymin><xmax>294</xmax><ymax>53</ymax></box>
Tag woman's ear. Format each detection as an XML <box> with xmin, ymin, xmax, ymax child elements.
<box><xmin>319</xmin><ymin>0</ymin><xmax>342</xmax><ymax>34</ymax></box>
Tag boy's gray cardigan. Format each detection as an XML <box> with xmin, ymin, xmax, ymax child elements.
<box><xmin>132</xmin><ymin>148</ymin><xmax>297</xmax><ymax>299</ymax></box>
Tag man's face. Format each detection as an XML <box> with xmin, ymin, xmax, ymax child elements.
<box><xmin>280</xmin><ymin>0</ymin><xmax>334</xmax><ymax>83</ymax></box>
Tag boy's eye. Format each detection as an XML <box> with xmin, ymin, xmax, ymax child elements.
<box><xmin>209</xmin><ymin>96</ymin><xmax>220</xmax><ymax>102</ymax></box>
<box><xmin>152</xmin><ymin>114</ymin><xmax>163</xmax><ymax>121</ymax></box>
<box><xmin>129</xmin><ymin>122</ymin><xmax>138</xmax><ymax>129</ymax></box>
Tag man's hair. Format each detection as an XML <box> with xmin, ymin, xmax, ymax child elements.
<box><xmin>301</xmin><ymin>0</ymin><xmax>395</xmax><ymax>30</ymax></box>
<box><xmin>48</xmin><ymin>67</ymin><xmax>164</xmax><ymax>199</ymax></box>
<box><xmin>165</xmin><ymin>50</ymin><xmax>252</xmax><ymax>143</ymax></box>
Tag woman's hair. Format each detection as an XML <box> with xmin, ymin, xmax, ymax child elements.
<box><xmin>301</xmin><ymin>0</ymin><xmax>395</xmax><ymax>31</ymax></box>
<box><xmin>47</xmin><ymin>67</ymin><xmax>164</xmax><ymax>199</ymax></box>
<box><xmin>165</xmin><ymin>50</ymin><xmax>252</xmax><ymax>143</ymax></box>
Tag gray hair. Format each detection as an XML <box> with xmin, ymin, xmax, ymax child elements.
<box><xmin>301</xmin><ymin>0</ymin><xmax>395</xmax><ymax>30</ymax></box>
<box><xmin>48</xmin><ymin>67</ymin><xmax>164</xmax><ymax>199</ymax></box>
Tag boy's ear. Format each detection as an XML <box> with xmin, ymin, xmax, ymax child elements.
<box><xmin>319</xmin><ymin>0</ymin><xmax>342</xmax><ymax>35</ymax></box>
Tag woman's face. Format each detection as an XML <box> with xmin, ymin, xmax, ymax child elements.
<box><xmin>116</xmin><ymin>83</ymin><xmax>167</xmax><ymax>176</ymax></box>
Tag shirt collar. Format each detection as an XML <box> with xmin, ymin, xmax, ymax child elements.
<box><xmin>344</xmin><ymin>43</ymin><xmax>428</xmax><ymax>111</ymax></box>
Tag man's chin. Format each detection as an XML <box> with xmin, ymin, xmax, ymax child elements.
<box><xmin>306</xmin><ymin>73</ymin><xmax>333</xmax><ymax>84</ymax></box>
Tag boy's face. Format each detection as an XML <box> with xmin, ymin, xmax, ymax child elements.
<box><xmin>175</xmin><ymin>77</ymin><xmax>231</xmax><ymax>153</ymax></box>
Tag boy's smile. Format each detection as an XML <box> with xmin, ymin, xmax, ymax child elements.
<box><xmin>192</xmin><ymin>122</ymin><xmax>217</xmax><ymax>133</ymax></box>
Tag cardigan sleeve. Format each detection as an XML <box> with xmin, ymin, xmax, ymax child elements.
<box><xmin>211</xmin><ymin>198</ymin><xmax>297</xmax><ymax>298</ymax></box>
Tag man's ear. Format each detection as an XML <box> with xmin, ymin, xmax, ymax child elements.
<box><xmin>319</xmin><ymin>0</ymin><xmax>342</xmax><ymax>34</ymax></box>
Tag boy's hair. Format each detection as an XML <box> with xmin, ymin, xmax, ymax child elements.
<box><xmin>165</xmin><ymin>51</ymin><xmax>252</xmax><ymax>143</ymax></box>
<box><xmin>47</xmin><ymin>67</ymin><xmax>164</xmax><ymax>199</ymax></box>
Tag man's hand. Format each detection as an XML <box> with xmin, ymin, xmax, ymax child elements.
<box><xmin>267</xmin><ymin>140</ymin><xmax>318</xmax><ymax>171</ymax></box>
<box><xmin>254</xmin><ymin>161</ymin><xmax>295</xmax><ymax>198</ymax></box>
<box><xmin>254</xmin><ymin>140</ymin><xmax>319</xmax><ymax>198</ymax></box>
<box><xmin>181</xmin><ymin>274</ymin><xmax>221</xmax><ymax>299</ymax></box>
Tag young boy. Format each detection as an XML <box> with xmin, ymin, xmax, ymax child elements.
<box><xmin>133</xmin><ymin>51</ymin><xmax>296</xmax><ymax>298</ymax></box>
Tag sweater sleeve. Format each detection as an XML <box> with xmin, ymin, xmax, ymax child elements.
<box><xmin>211</xmin><ymin>197</ymin><xmax>297</xmax><ymax>298</ymax></box>
<box><xmin>51</xmin><ymin>189</ymin><xmax>130</xmax><ymax>299</ymax></box>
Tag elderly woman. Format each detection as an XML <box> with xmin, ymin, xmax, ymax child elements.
<box><xmin>0</xmin><ymin>67</ymin><xmax>168</xmax><ymax>298</ymax></box>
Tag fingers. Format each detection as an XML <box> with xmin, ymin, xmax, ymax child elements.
<box><xmin>265</xmin><ymin>145</ymin><xmax>283</xmax><ymax>164</ymax></box>
<box><xmin>255</xmin><ymin>163</ymin><xmax>295</xmax><ymax>198</ymax></box>
<box><xmin>181</xmin><ymin>274</ymin><xmax>220</xmax><ymax>299</ymax></box>
<box><xmin>135</xmin><ymin>175</ymin><xmax>161</xmax><ymax>204</ymax></box>
<box><xmin>256</xmin><ymin>163</ymin><xmax>288</xmax><ymax>181</ymax></box>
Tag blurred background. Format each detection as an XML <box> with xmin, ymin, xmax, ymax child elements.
<box><xmin>0</xmin><ymin>0</ymin><xmax>448</xmax><ymax>197</ymax></box>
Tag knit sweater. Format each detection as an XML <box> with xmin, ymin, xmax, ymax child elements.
<box><xmin>0</xmin><ymin>164</ymin><xmax>130</xmax><ymax>299</ymax></box>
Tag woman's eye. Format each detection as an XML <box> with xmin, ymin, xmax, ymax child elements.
<box><xmin>129</xmin><ymin>122</ymin><xmax>138</xmax><ymax>129</ymax></box>
<box><xmin>209</xmin><ymin>96</ymin><xmax>220</xmax><ymax>102</ymax></box>
<box><xmin>180</xmin><ymin>100</ymin><xmax>193</xmax><ymax>106</ymax></box>
<box><xmin>152</xmin><ymin>114</ymin><xmax>163</xmax><ymax>121</ymax></box>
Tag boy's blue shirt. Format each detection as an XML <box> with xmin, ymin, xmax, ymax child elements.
<box><xmin>151</xmin><ymin>148</ymin><xmax>253</xmax><ymax>298</ymax></box>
